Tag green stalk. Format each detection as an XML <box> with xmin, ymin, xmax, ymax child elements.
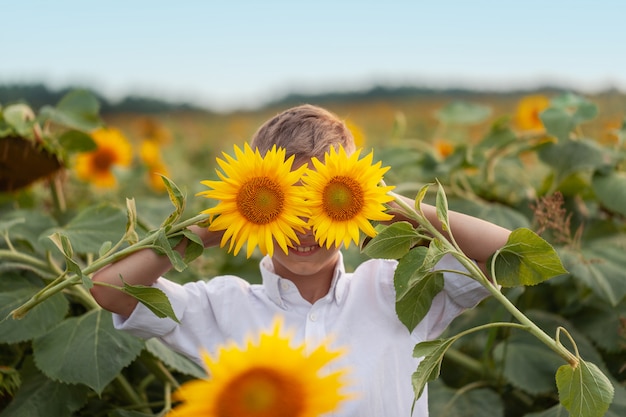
<box><xmin>391</xmin><ymin>192</ymin><xmax>580</xmax><ymax>367</ymax></box>
<box><xmin>10</xmin><ymin>213</ymin><xmax>210</xmax><ymax>319</ymax></box>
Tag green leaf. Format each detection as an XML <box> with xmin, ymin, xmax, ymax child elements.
<box><xmin>125</xmin><ymin>197</ymin><xmax>139</xmax><ymax>244</ymax></box>
<box><xmin>494</xmin><ymin>310</ymin><xmax>608</xmax><ymax>396</ymax></box>
<box><xmin>592</xmin><ymin>171</ymin><xmax>626</xmax><ymax>217</ymax></box>
<box><xmin>120</xmin><ymin>281</ymin><xmax>180</xmax><ymax>323</ymax></box>
<box><xmin>145</xmin><ymin>339</ymin><xmax>206</xmax><ymax>379</ymax></box>
<box><xmin>435</xmin><ymin>101</ymin><xmax>492</xmax><ymax>125</ymax></box>
<box><xmin>33</xmin><ymin>309</ymin><xmax>144</xmax><ymax>394</ymax></box>
<box><xmin>47</xmin><ymin>232</ymin><xmax>86</xmax><ymax>280</ymax></box>
<box><xmin>540</xmin><ymin>108</ymin><xmax>575</xmax><ymax>141</ymax></box>
<box><xmin>538</xmin><ymin>138</ymin><xmax>611</xmax><ymax>185</ymax></box>
<box><xmin>3</xmin><ymin>104</ymin><xmax>35</xmax><ymax>136</ymax></box>
<box><xmin>414</xmin><ymin>183</ymin><xmax>433</xmax><ymax>212</ymax></box>
<box><xmin>182</xmin><ymin>228</ymin><xmax>205</xmax><ymax>263</ymax></box>
<box><xmin>395</xmin><ymin>247</ymin><xmax>445</xmax><ymax>331</ymax></box>
<box><xmin>0</xmin><ymin>209</ymin><xmax>57</xmax><ymax>252</ymax></box>
<box><xmin>492</xmin><ymin>228</ymin><xmax>568</xmax><ymax>287</ymax></box>
<box><xmin>551</xmin><ymin>92</ymin><xmax>598</xmax><ymax>125</ymax></box>
<box><xmin>412</xmin><ymin>338</ymin><xmax>456</xmax><ymax>398</ymax></box>
<box><xmin>493</xmin><ymin>333</ymin><xmax>565</xmax><ymax>394</ymax></box>
<box><xmin>39</xmin><ymin>89</ymin><xmax>102</xmax><ymax>132</ymax></box>
<box><xmin>559</xmin><ymin>237</ymin><xmax>626</xmax><ymax>306</ymax></box>
<box><xmin>160</xmin><ymin>175</ymin><xmax>186</xmax><ymax>229</ymax></box>
<box><xmin>363</xmin><ymin>222</ymin><xmax>422</xmax><ymax>259</ymax></box>
<box><xmin>57</xmin><ymin>129</ymin><xmax>97</xmax><ymax>152</ymax></box>
<box><xmin>428</xmin><ymin>379</ymin><xmax>504</xmax><ymax>417</ymax></box>
<box><xmin>0</xmin><ymin>274</ymin><xmax>69</xmax><ymax>344</ymax></box>
<box><xmin>0</xmin><ymin>359</ymin><xmax>89</xmax><ymax>417</ymax></box>
<box><xmin>556</xmin><ymin>360</ymin><xmax>614</xmax><ymax>417</ymax></box>
<box><xmin>154</xmin><ymin>229</ymin><xmax>187</xmax><ymax>272</ymax></box>
<box><xmin>43</xmin><ymin>204</ymin><xmax>127</xmax><ymax>254</ymax></box>
<box><xmin>435</xmin><ymin>180</ymin><xmax>450</xmax><ymax>232</ymax></box>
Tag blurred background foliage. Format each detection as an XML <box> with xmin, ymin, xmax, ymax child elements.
<box><xmin>0</xmin><ymin>85</ymin><xmax>625</xmax><ymax>416</ymax></box>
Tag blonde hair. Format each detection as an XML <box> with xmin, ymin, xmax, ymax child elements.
<box><xmin>250</xmin><ymin>104</ymin><xmax>356</xmax><ymax>163</ymax></box>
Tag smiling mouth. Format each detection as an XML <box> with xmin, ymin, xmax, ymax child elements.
<box><xmin>292</xmin><ymin>244</ymin><xmax>319</xmax><ymax>254</ymax></box>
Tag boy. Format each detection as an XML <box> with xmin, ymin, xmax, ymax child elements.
<box><xmin>91</xmin><ymin>104</ymin><xmax>510</xmax><ymax>416</ymax></box>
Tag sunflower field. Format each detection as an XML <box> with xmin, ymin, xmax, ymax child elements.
<box><xmin>1</xmin><ymin>89</ymin><xmax>625</xmax><ymax>417</ymax></box>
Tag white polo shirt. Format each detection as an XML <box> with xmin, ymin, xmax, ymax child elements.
<box><xmin>114</xmin><ymin>253</ymin><xmax>489</xmax><ymax>417</ymax></box>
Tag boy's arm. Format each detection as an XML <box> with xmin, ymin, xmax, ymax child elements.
<box><xmin>389</xmin><ymin>195</ymin><xmax>511</xmax><ymax>275</ymax></box>
<box><xmin>90</xmin><ymin>225</ymin><xmax>222</xmax><ymax>318</ymax></box>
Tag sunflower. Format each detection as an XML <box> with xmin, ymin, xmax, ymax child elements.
<box><xmin>433</xmin><ymin>138</ymin><xmax>455</xmax><ymax>159</ymax></box>
<box><xmin>344</xmin><ymin>118</ymin><xmax>366</xmax><ymax>147</ymax></box>
<box><xmin>302</xmin><ymin>145</ymin><xmax>395</xmax><ymax>249</ymax></box>
<box><xmin>514</xmin><ymin>95</ymin><xmax>550</xmax><ymax>131</ymax></box>
<box><xmin>197</xmin><ymin>143</ymin><xmax>311</xmax><ymax>258</ymax></box>
<box><xmin>139</xmin><ymin>140</ymin><xmax>170</xmax><ymax>192</ymax></box>
<box><xmin>74</xmin><ymin>127</ymin><xmax>133</xmax><ymax>188</ymax></box>
<box><xmin>168</xmin><ymin>317</ymin><xmax>350</xmax><ymax>417</ymax></box>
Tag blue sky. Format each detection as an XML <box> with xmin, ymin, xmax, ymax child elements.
<box><xmin>2</xmin><ymin>0</ymin><xmax>625</xmax><ymax>111</ymax></box>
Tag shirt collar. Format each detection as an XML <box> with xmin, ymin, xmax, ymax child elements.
<box><xmin>260</xmin><ymin>252</ymin><xmax>347</xmax><ymax>308</ymax></box>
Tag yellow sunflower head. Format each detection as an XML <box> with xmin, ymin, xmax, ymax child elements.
<box><xmin>74</xmin><ymin>127</ymin><xmax>133</xmax><ymax>188</ymax></box>
<box><xmin>168</xmin><ymin>317</ymin><xmax>351</xmax><ymax>417</ymax></box>
<box><xmin>197</xmin><ymin>143</ymin><xmax>311</xmax><ymax>258</ymax></box>
<box><xmin>433</xmin><ymin>138</ymin><xmax>455</xmax><ymax>159</ymax></box>
<box><xmin>302</xmin><ymin>144</ymin><xmax>395</xmax><ymax>249</ymax></box>
<box><xmin>514</xmin><ymin>95</ymin><xmax>550</xmax><ymax>131</ymax></box>
<box><xmin>344</xmin><ymin>119</ymin><xmax>366</xmax><ymax>148</ymax></box>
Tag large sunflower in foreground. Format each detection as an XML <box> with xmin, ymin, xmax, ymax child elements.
<box><xmin>74</xmin><ymin>127</ymin><xmax>133</xmax><ymax>188</ymax></box>
<box><xmin>302</xmin><ymin>145</ymin><xmax>395</xmax><ymax>249</ymax></box>
<box><xmin>168</xmin><ymin>317</ymin><xmax>351</xmax><ymax>417</ymax></box>
<box><xmin>197</xmin><ymin>143</ymin><xmax>311</xmax><ymax>258</ymax></box>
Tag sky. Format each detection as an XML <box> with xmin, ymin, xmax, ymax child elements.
<box><xmin>2</xmin><ymin>0</ymin><xmax>625</xmax><ymax>112</ymax></box>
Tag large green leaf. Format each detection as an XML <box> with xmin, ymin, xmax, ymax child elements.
<box><xmin>0</xmin><ymin>273</ymin><xmax>68</xmax><ymax>343</ymax></box>
<box><xmin>556</xmin><ymin>360</ymin><xmax>614</xmax><ymax>417</ymax></box>
<box><xmin>57</xmin><ymin>129</ymin><xmax>97</xmax><ymax>153</ymax></box>
<box><xmin>492</xmin><ymin>228</ymin><xmax>568</xmax><ymax>287</ymax></box>
<box><xmin>395</xmin><ymin>246</ymin><xmax>445</xmax><ymax>331</ymax></box>
<box><xmin>120</xmin><ymin>281</ymin><xmax>180</xmax><ymax>323</ymax></box>
<box><xmin>559</xmin><ymin>236</ymin><xmax>626</xmax><ymax>306</ymax></box>
<box><xmin>363</xmin><ymin>222</ymin><xmax>423</xmax><ymax>259</ymax></box>
<box><xmin>0</xmin><ymin>359</ymin><xmax>89</xmax><ymax>417</ymax></box>
<box><xmin>568</xmin><ymin>302</ymin><xmax>626</xmax><ymax>353</ymax></box>
<box><xmin>494</xmin><ymin>310</ymin><xmax>607</xmax><ymax>396</ymax></box>
<box><xmin>33</xmin><ymin>309</ymin><xmax>144</xmax><ymax>394</ymax></box>
<box><xmin>0</xmin><ymin>209</ymin><xmax>57</xmax><ymax>252</ymax></box>
<box><xmin>494</xmin><ymin>334</ymin><xmax>564</xmax><ymax>394</ymax></box>
<box><xmin>144</xmin><ymin>339</ymin><xmax>206</xmax><ymax>379</ymax></box>
<box><xmin>38</xmin><ymin>89</ymin><xmax>102</xmax><ymax>132</ymax></box>
<box><xmin>42</xmin><ymin>204</ymin><xmax>127</xmax><ymax>254</ymax></box>
<box><xmin>592</xmin><ymin>171</ymin><xmax>626</xmax><ymax>217</ymax></box>
<box><xmin>538</xmin><ymin>138</ymin><xmax>611</xmax><ymax>185</ymax></box>
<box><xmin>540</xmin><ymin>107</ymin><xmax>576</xmax><ymax>141</ymax></box>
<box><xmin>428</xmin><ymin>379</ymin><xmax>504</xmax><ymax>417</ymax></box>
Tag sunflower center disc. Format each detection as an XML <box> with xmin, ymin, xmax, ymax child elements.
<box><xmin>323</xmin><ymin>176</ymin><xmax>364</xmax><ymax>221</ymax></box>
<box><xmin>92</xmin><ymin>148</ymin><xmax>117</xmax><ymax>172</ymax></box>
<box><xmin>217</xmin><ymin>367</ymin><xmax>304</xmax><ymax>417</ymax></box>
<box><xmin>237</xmin><ymin>177</ymin><xmax>285</xmax><ymax>224</ymax></box>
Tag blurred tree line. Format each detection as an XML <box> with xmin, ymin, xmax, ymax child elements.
<box><xmin>1</xmin><ymin>82</ymin><xmax>587</xmax><ymax>115</ymax></box>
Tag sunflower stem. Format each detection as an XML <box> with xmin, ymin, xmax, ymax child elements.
<box><xmin>389</xmin><ymin>187</ymin><xmax>579</xmax><ymax>367</ymax></box>
<box><xmin>9</xmin><ymin>213</ymin><xmax>210</xmax><ymax>320</ymax></box>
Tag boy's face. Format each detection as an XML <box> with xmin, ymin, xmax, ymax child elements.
<box><xmin>271</xmin><ymin>227</ymin><xmax>340</xmax><ymax>281</ymax></box>
<box><xmin>270</xmin><ymin>156</ymin><xmax>341</xmax><ymax>281</ymax></box>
